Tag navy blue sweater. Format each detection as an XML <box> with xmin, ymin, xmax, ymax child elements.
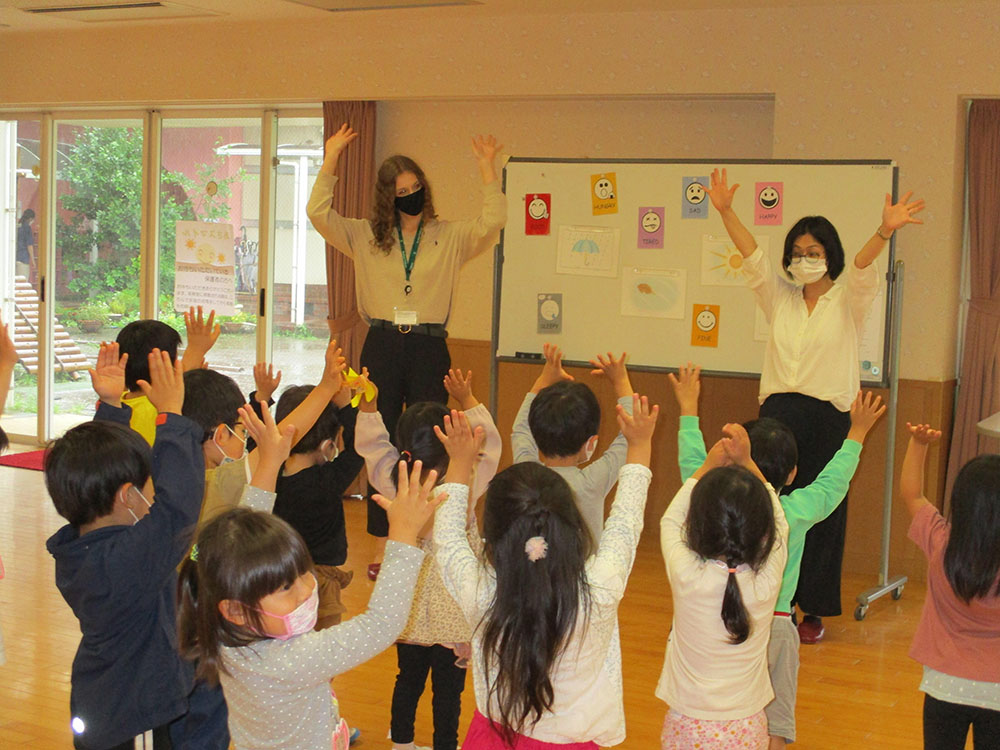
<box><xmin>46</xmin><ymin>404</ymin><xmax>205</xmax><ymax>749</ymax></box>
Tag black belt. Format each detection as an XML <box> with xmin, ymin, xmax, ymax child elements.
<box><xmin>369</xmin><ymin>318</ymin><xmax>448</xmax><ymax>338</ymax></box>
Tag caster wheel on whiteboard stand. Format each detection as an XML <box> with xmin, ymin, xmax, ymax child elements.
<box><xmin>854</xmin><ymin>604</ymin><xmax>868</xmax><ymax>621</ymax></box>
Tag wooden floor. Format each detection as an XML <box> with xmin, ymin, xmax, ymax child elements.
<box><xmin>0</xmin><ymin>447</ymin><xmax>959</xmax><ymax>749</ymax></box>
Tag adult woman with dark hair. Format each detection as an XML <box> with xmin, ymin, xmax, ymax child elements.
<box><xmin>307</xmin><ymin>124</ymin><xmax>506</xmax><ymax>579</ymax></box>
<box><xmin>707</xmin><ymin>168</ymin><xmax>924</xmax><ymax>643</ymax></box>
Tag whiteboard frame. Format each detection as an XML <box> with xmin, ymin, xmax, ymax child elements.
<box><xmin>490</xmin><ymin>157</ymin><xmax>898</xmax><ymax>408</ymax></box>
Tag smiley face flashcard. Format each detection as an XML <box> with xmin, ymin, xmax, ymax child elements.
<box><xmin>682</xmin><ymin>176</ymin><xmax>710</xmax><ymax>220</ymax></box>
<box><xmin>754</xmin><ymin>182</ymin><xmax>783</xmax><ymax>225</ymax></box>
<box><xmin>525</xmin><ymin>193</ymin><xmax>551</xmax><ymax>235</ymax></box>
<box><xmin>637</xmin><ymin>206</ymin><xmax>665</xmax><ymax>248</ymax></box>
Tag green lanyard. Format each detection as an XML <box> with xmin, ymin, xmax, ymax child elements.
<box><xmin>397</xmin><ymin>221</ymin><xmax>424</xmax><ymax>282</ymax></box>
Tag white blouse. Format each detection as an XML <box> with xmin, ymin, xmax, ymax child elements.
<box><xmin>434</xmin><ymin>465</ymin><xmax>653</xmax><ymax>747</ymax></box>
<box><xmin>742</xmin><ymin>247</ymin><xmax>880</xmax><ymax>412</ymax></box>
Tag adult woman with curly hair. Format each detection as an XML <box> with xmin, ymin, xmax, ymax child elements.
<box><xmin>308</xmin><ymin>124</ymin><xmax>506</xmax><ymax>578</ymax></box>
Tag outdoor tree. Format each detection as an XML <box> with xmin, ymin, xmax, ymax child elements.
<box><xmin>56</xmin><ymin>126</ymin><xmax>250</xmax><ymax>314</ymax></box>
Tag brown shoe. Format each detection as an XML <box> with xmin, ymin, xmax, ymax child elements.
<box><xmin>367</xmin><ymin>562</ymin><xmax>381</xmax><ymax>581</ymax></box>
<box><xmin>798</xmin><ymin>615</ymin><xmax>825</xmax><ymax>644</ymax></box>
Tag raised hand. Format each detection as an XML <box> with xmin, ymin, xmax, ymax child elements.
<box><xmin>325</xmin><ymin>123</ymin><xmax>359</xmax><ymax>156</ymax></box>
<box><xmin>241</xmin><ymin>402</ymin><xmax>294</xmax><ymax>469</ymax></box>
<box><xmin>589</xmin><ymin>351</ymin><xmax>632</xmax><ymax>399</ymax></box>
<box><xmin>374</xmin><ymin>459</ymin><xmax>446</xmax><ymax>547</ymax></box>
<box><xmin>720</xmin><ymin>422</ymin><xmax>753</xmax><ymax>468</ymax></box>
<box><xmin>0</xmin><ymin>318</ymin><xmax>18</xmax><ymax>372</ymax></box>
<box><xmin>471</xmin><ymin>134</ymin><xmax>503</xmax><ymax>163</ymax></box>
<box><xmin>136</xmin><ymin>348</ymin><xmax>184</xmax><ymax>415</ymax></box>
<box><xmin>443</xmin><ymin>368</ymin><xmax>476</xmax><ymax>409</ymax></box>
<box><xmin>881</xmin><ymin>191</ymin><xmax>926</xmax><ymax>233</ymax></box>
<box><xmin>434</xmin><ymin>409</ymin><xmax>486</xmax><ymax>485</ymax></box>
<box><xmin>906</xmin><ymin>422</ymin><xmax>942</xmax><ymax>445</ymax></box>
<box><xmin>319</xmin><ymin>338</ymin><xmax>347</xmax><ymax>391</ymax></box>
<box><xmin>668</xmin><ymin>362</ymin><xmax>702</xmax><ymax>417</ymax></box>
<box><xmin>253</xmin><ymin>362</ymin><xmax>282</xmax><ymax>403</ymax></box>
<box><xmin>182</xmin><ymin>306</ymin><xmax>220</xmax><ymax>370</ymax></box>
<box><xmin>847</xmin><ymin>391</ymin><xmax>887</xmax><ymax>443</ymax></box>
<box><xmin>531</xmin><ymin>342</ymin><xmax>574</xmax><ymax>393</ymax></box>
<box><xmin>616</xmin><ymin>394</ymin><xmax>659</xmax><ymax>467</ymax></box>
<box><xmin>707</xmin><ymin>167</ymin><xmax>740</xmax><ymax>213</ymax></box>
<box><xmin>89</xmin><ymin>341</ymin><xmax>129</xmax><ymax>407</ymax></box>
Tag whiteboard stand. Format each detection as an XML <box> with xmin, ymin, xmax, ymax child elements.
<box><xmin>854</xmin><ymin>260</ymin><xmax>908</xmax><ymax>620</ymax></box>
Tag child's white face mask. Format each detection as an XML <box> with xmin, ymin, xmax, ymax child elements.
<box><xmin>214</xmin><ymin>423</ymin><xmax>248</xmax><ymax>465</ymax></box>
<box><xmin>122</xmin><ymin>486</ymin><xmax>152</xmax><ymax>525</ymax></box>
<box><xmin>584</xmin><ymin>436</ymin><xmax>598</xmax><ymax>463</ymax></box>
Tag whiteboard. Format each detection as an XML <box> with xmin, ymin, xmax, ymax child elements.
<box><xmin>494</xmin><ymin>158</ymin><xmax>897</xmax><ymax>385</ymax></box>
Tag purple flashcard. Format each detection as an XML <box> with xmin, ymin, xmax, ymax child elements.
<box><xmin>637</xmin><ymin>207</ymin><xmax>665</xmax><ymax>248</ymax></box>
<box><xmin>754</xmin><ymin>182</ymin><xmax>783</xmax><ymax>225</ymax></box>
<box><xmin>682</xmin><ymin>176</ymin><xmax>709</xmax><ymax>219</ymax></box>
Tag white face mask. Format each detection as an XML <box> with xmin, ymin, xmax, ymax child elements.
<box><xmin>122</xmin><ymin>486</ymin><xmax>152</xmax><ymax>525</ymax></box>
<box><xmin>583</xmin><ymin>437</ymin><xmax>597</xmax><ymax>463</ymax></box>
<box><xmin>256</xmin><ymin>574</ymin><xmax>319</xmax><ymax>641</ymax></box>
<box><xmin>788</xmin><ymin>258</ymin><xmax>828</xmax><ymax>285</ymax></box>
<box><xmin>323</xmin><ymin>440</ymin><xmax>340</xmax><ymax>463</ymax></box>
<box><xmin>214</xmin><ymin>424</ymin><xmax>248</xmax><ymax>465</ymax></box>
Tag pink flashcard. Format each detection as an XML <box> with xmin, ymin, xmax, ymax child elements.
<box><xmin>754</xmin><ymin>182</ymin><xmax>783</xmax><ymax>225</ymax></box>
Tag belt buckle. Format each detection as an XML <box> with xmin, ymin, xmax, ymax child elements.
<box><xmin>397</xmin><ymin>324</ymin><xmax>412</xmax><ymax>334</ymax></box>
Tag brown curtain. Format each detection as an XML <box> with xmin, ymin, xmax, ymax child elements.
<box><xmin>946</xmin><ymin>99</ymin><xmax>1000</xmax><ymax>501</ymax></box>
<box><xmin>322</xmin><ymin>101</ymin><xmax>376</xmax><ymax>369</ymax></box>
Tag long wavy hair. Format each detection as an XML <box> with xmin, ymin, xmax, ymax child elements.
<box><xmin>370</xmin><ymin>155</ymin><xmax>438</xmax><ymax>255</ymax></box>
<box><xmin>944</xmin><ymin>454</ymin><xmax>1000</xmax><ymax>603</ymax></box>
<box><xmin>177</xmin><ymin>508</ymin><xmax>314</xmax><ymax>684</ymax></box>
<box><xmin>479</xmin><ymin>462</ymin><xmax>594</xmax><ymax>744</ymax></box>
<box><xmin>685</xmin><ymin>466</ymin><xmax>776</xmax><ymax>644</ymax></box>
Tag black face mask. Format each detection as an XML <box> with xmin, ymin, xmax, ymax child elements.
<box><xmin>395</xmin><ymin>188</ymin><xmax>425</xmax><ymax>217</ymax></box>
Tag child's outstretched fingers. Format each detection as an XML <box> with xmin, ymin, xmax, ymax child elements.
<box><xmin>906</xmin><ymin>422</ymin><xmax>942</xmax><ymax>445</ymax></box>
<box><xmin>720</xmin><ymin>422</ymin><xmax>752</xmax><ymax>466</ymax></box>
<box><xmin>668</xmin><ymin>361</ymin><xmax>701</xmax><ymax>415</ymax></box>
<box><xmin>138</xmin><ymin>348</ymin><xmax>185</xmax><ymax>415</ymax></box>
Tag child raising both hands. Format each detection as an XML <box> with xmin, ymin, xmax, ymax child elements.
<box><xmin>436</xmin><ymin>396</ymin><xmax>658</xmax><ymax>748</ymax></box>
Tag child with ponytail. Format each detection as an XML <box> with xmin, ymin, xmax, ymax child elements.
<box><xmin>657</xmin><ymin>423</ymin><xmax>789</xmax><ymax>750</ymax></box>
<box><xmin>354</xmin><ymin>368</ymin><xmax>501</xmax><ymax>750</ymax></box>
<box><xmin>434</xmin><ymin>394</ymin><xmax>658</xmax><ymax>749</ymax></box>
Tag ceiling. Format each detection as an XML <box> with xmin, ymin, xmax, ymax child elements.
<box><xmin>0</xmin><ymin>0</ymin><xmax>934</xmax><ymax>33</ymax></box>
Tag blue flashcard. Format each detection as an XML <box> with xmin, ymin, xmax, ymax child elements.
<box><xmin>682</xmin><ymin>176</ymin><xmax>709</xmax><ymax>219</ymax></box>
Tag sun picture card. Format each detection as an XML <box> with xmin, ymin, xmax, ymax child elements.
<box><xmin>620</xmin><ymin>267</ymin><xmax>686</xmax><ymax>319</ymax></box>
<box><xmin>701</xmin><ymin>234</ymin><xmax>769</xmax><ymax>287</ymax></box>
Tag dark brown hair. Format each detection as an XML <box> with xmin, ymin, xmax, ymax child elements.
<box><xmin>370</xmin><ymin>155</ymin><xmax>437</xmax><ymax>255</ymax></box>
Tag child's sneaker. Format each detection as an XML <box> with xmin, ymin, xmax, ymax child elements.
<box><xmin>349</xmin><ymin>727</ymin><xmax>361</xmax><ymax>745</ymax></box>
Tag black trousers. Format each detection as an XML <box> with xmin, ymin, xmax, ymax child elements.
<box><xmin>390</xmin><ymin>643</ymin><xmax>467</xmax><ymax>750</ymax></box>
<box><xmin>760</xmin><ymin>392</ymin><xmax>850</xmax><ymax>617</ymax></box>
<box><xmin>923</xmin><ymin>693</ymin><xmax>1000</xmax><ymax>749</ymax></box>
<box><xmin>361</xmin><ymin>326</ymin><xmax>450</xmax><ymax>537</ymax></box>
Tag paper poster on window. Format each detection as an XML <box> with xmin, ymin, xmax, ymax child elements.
<box><xmin>682</xmin><ymin>176</ymin><xmax>710</xmax><ymax>219</ymax></box>
<box><xmin>621</xmin><ymin>267</ymin><xmax>686</xmax><ymax>319</ymax></box>
<box><xmin>525</xmin><ymin>193</ymin><xmax>551</xmax><ymax>235</ymax></box>
<box><xmin>556</xmin><ymin>225</ymin><xmax>620</xmax><ymax>277</ymax></box>
<box><xmin>691</xmin><ymin>304</ymin><xmax>721</xmax><ymax>348</ymax></box>
<box><xmin>590</xmin><ymin>173</ymin><xmax>618</xmax><ymax>215</ymax></box>
<box><xmin>754</xmin><ymin>182</ymin><xmax>783</xmax><ymax>225</ymax></box>
<box><xmin>702</xmin><ymin>235</ymin><xmax>768</xmax><ymax>287</ymax></box>
<box><xmin>174</xmin><ymin>220</ymin><xmax>236</xmax><ymax>315</ymax></box>
<box><xmin>637</xmin><ymin>207</ymin><xmax>664</xmax><ymax>248</ymax></box>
